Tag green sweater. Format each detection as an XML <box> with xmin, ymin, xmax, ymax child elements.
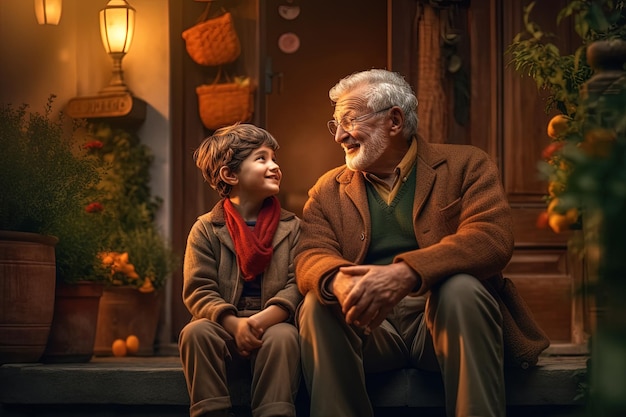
<box><xmin>364</xmin><ymin>167</ymin><xmax>419</xmax><ymax>265</ymax></box>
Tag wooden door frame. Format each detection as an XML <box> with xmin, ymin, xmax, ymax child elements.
<box><xmin>167</xmin><ymin>0</ymin><xmax>501</xmax><ymax>343</ymax></box>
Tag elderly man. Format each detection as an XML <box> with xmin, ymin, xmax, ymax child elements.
<box><xmin>295</xmin><ymin>69</ymin><xmax>548</xmax><ymax>417</ymax></box>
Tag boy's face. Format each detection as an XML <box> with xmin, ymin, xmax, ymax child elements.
<box><xmin>234</xmin><ymin>145</ymin><xmax>281</xmax><ymax>201</ymax></box>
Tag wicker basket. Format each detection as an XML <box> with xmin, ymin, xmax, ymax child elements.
<box><xmin>182</xmin><ymin>11</ymin><xmax>241</xmax><ymax>66</ymax></box>
<box><xmin>196</xmin><ymin>73</ymin><xmax>254</xmax><ymax>130</ymax></box>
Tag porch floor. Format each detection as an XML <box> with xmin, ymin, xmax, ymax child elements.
<box><xmin>0</xmin><ymin>345</ymin><xmax>588</xmax><ymax>417</ymax></box>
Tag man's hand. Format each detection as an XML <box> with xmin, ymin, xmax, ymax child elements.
<box><xmin>331</xmin><ymin>268</ymin><xmax>360</xmax><ymax>307</ymax></box>
<box><xmin>336</xmin><ymin>262</ymin><xmax>419</xmax><ymax>333</ymax></box>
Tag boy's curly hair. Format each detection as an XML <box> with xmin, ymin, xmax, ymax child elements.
<box><xmin>193</xmin><ymin>123</ymin><xmax>279</xmax><ymax>198</ymax></box>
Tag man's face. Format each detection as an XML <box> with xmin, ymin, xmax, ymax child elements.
<box><xmin>332</xmin><ymin>90</ymin><xmax>391</xmax><ymax>173</ymax></box>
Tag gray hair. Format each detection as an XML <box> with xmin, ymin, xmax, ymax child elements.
<box><xmin>329</xmin><ymin>69</ymin><xmax>419</xmax><ymax>137</ymax></box>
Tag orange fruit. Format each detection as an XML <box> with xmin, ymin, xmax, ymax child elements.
<box><xmin>548</xmin><ymin>181</ymin><xmax>565</xmax><ymax>197</ymax></box>
<box><xmin>112</xmin><ymin>338</ymin><xmax>127</xmax><ymax>357</ymax></box>
<box><xmin>548</xmin><ymin>212</ymin><xmax>574</xmax><ymax>234</ymax></box>
<box><xmin>536</xmin><ymin>211</ymin><xmax>549</xmax><ymax>229</ymax></box>
<box><xmin>547</xmin><ymin>114</ymin><xmax>571</xmax><ymax>139</ymax></box>
<box><xmin>547</xmin><ymin>198</ymin><xmax>561</xmax><ymax>215</ymax></box>
<box><xmin>126</xmin><ymin>335</ymin><xmax>140</xmax><ymax>355</ymax></box>
<box><xmin>541</xmin><ymin>141</ymin><xmax>564</xmax><ymax>160</ymax></box>
<box><xmin>138</xmin><ymin>278</ymin><xmax>155</xmax><ymax>293</ymax></box>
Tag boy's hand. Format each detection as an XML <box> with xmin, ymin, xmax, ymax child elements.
<box><xmin>235</xmin><ymin>317</ymin><xmax>263</xmax><ymax>356</ymax></box>
<box><xmin>247</xmin><ymin>305</ymin><xmax>289</xmax><ymax>338</ymax></box>
<box><xmin>222</xmin><ymin>315</ymin><xmax>263</xmax><ymax>357</ymax></box>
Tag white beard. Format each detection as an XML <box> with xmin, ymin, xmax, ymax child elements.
<box><xmin>345</xmin><ymin>129</ymin><xmax>387</xmax><ymax>171</ymax></box>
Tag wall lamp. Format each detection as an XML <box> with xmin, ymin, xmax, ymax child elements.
<box><xmin>34</xmin><ymin>0</ymin><xmax>62</xmax><ymax>25</ymax></box>
<box><xmin>66</xmin><ymin>0</ymin><xmax>145</xmax><ymax>126</ymax></box>
<box><xmin>99</xmin><ymin>0</ymin><xmax>135</xmax><ymax>94</ymax></box>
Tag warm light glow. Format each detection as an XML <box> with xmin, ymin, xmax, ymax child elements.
<box><xmin>98</xmin><ymin>0</ymin><xmax>136</xmax><ymax>94</ymax></box>
<box><xmin>34</xmin><ymin>0</ymin><xmax>62</xmax><ymax>25</ymax></box>
<box><xmin>99</xmin><ymin>0</ymin><xmax>135</xmax><ymax>55</ymax></box>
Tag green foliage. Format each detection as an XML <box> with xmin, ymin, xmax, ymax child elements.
<box><xmin>0</xmin><ymin>99</ymin><xmax>178</xmax><ymax>287</ymax></box>
<box><xmin>52</xmin><ymin>205</ymin><xmax>109</xmax><ymax>283</ymax></box>
<box><xmin>106</xmin><ymin>226</ymin><xmax>178</xmax><ymax>291</ymax></box>
<box><xmin>84</xmin><ymin>124</ymin><xmax>178</xmax><ymax>291</ymax></box>
<box><xmin>507</xmin><ymin>1</ymin><xmax>626</xmax><ymax>220</ymax></box>
<box><xmin>0</xmin><ymin>96</ymin><xmax>109</xmax><ymax>283</ymax></box>
<box><xmin>507</xmin><ymin>0</ymin><xmax>625</xmax><ymax>115</ymax></box>
<box><xmin>90</xmin><ymin>124</ymin><xmax>162</xmax><ymax>230</ymax></box>
<box><xmin>510</xmin><ymin>4</ymin><xmax>626</xmax><ymax>413</ymax></box>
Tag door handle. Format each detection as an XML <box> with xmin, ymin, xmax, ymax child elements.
<box><xmin>264</xmin><ymin>57</ymin><xmax>284</xmax><ymax>94</ymax></box>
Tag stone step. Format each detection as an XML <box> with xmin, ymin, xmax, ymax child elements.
<box><xmin>0</xmin><ymin>348</ymin><xmax>587</xmax><ymax>417</ymax></box>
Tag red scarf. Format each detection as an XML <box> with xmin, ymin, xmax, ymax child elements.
<box><xmin>223</xmin><ymin>196</ymin><xmax>281</xmax><ymax>281</ymax></box>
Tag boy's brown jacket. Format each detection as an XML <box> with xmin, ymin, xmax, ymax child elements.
<box><xmin>183</xmin><ymin>200</ymin><xmax>302</xmax><ymax>324</ymax></box>
<box><xmin>295</xmin><ymin>136</ymin><xmax>549</xmax><ymax>368</ymax></box>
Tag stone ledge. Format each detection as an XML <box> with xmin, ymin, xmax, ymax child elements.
<box><xmin>0</xmin><ymin>354</ymin><xmax>587</xmax><ymax>414</ymax></box>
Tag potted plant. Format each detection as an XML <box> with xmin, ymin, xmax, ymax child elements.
<box><xmin>507</xmin><ymin>1</ymin><xmax>626</xmax><ymax>414</ymax></box>
<box><xmin>0</xmin><ymin>96</ymin><xmax>107</xmax><ymax>363</ymax></box>
<box><xmin>41</xmin><ymin>198</ymin><xmax>110</xmax><ymax>363</ymax></box>
<box><xmin>86</xmin><ymin>124</ymin><xmax>178</xmax><ymax>356</ymax></box>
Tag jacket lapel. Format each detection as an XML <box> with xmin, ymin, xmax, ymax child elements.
<box><xmin>342</xmin><ymin>169</ymin><xmax>370</xmax><ymax>230</ymax></box>
<box><xmin>413</xmin><ymin>136</ymin><xmax>443</xmax><ymax>220</ymax></box>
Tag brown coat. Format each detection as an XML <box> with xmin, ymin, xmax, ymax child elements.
<box><xmin>183</xmin><ymin>200</ymin><xmax>302</xmax><ymax>324</ymax></box>
<box><xmin>295</xmin><ymin>136</ymin><xmax>549</xmax><ymax>367</ymax></box>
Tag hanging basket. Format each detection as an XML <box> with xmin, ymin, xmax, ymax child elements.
<box><xmin>182</xmin><ymin>4</ymin><xmax>241</xmax><ymax>66</ymax></box>
<box><xmin>196</xmin><ymin>67</ymin><xmax>255</xmax><ymax>130</ymax></box>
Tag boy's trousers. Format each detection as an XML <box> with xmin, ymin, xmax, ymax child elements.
<box><xmin>179</xmin><ymin>319</ymin><xmax>300</xmax><ymax>417</ymax></box>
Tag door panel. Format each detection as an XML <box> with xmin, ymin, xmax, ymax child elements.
<box><xmin>501</xmin><ymin>0</ymin><xmax>584</xmax><ymax>345</ymax></box>
<box><xmin>263</xmin><ymin>0</ymin><xmax>388</xmax><ymax>215</ymax></box>
<box><xmin>170</xmin><ymin>0</ymin><xmax>586</xmax><ymax>347</ymax></box>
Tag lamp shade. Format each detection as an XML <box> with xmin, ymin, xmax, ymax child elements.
<box><xmin>99</xmin><ymin>0</ymin><xmax>135</xmax><ymax>55</ymax></box>
<box><xmin>34</xmin><ymin>0</ymin><xmax>62</xmax><ymax>25</ymax></box>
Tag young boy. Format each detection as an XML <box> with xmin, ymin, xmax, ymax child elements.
<box><xmin>179</xmin><ymin>124</ymin><xmax>302</xmax><ymax>417</ymax></box>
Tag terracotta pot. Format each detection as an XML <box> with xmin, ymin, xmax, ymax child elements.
<box><xmin>94</xmin><ymin>286</ymin><xmax>162</xmax><ymax>356</ymax></box>
<box><xmin>42</xmin><ymin>281</ymin><xmax>104</xmax><ymax>363</ymax></box>
<box><xmin>0</xmin><ymin>231</ymin><xmax>57</xmax><ymax>364</ymax></box>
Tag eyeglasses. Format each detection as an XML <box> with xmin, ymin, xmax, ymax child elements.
<box><xmin>327</xmin><ymin>106</ymin><xmax>393</xmax><ymax>136</ymax></box>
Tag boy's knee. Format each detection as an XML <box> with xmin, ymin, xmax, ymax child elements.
<box><xmin>263</xmin><ymin>323</ymin><xmax>298</xmax><ymax>347</ymax></box>
<box><xmin>179</xmin><ymin>319</ymin><xmax>221</xmax><ymax>347</ymax></box>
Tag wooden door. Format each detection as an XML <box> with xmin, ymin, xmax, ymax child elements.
<box><xmin>169</xmin><ymin>0</ymin><xmax>387</xmax><ymax>339</ymax></box>
<box><xmin>388</xmin><ymin>0</ymin><xmax>585</xmax><ymax>346</ymax></box>
<box><xmin>263</xmin><ymin>0</ymin><xmax>388</xmax><ymax>215</ymax></box>
<box><xmin>500</xmin><ymin>0</ymin><xmax>585</xmax><ymax>346</ymax></box>
<box><xmin>169</xmin><ymin>0</ymin><xmax>262</xmax><ymax>339</ymax></box>
<box><xmin>170</xmin><ymin>0</ymin><xmax>586</xmax><ymax>346</ymax></box>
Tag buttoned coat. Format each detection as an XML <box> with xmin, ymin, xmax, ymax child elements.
<box><xmin>295</xmin><ymin>136</ymin><xmax>549</xmax><ymax>367</ymax></box>
<box><xmin>183</xmin><ymin>200</ymin><xmax>302</xmax><ymax>324</ymax></box>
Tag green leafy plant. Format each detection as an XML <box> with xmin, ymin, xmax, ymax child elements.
<box><xmin>0</xmin><ymin>96</ymin><xmax>109</xmax><ymax>283</ymax></box>
<box><xmin>507</xmin><ymin>0</ymin><xmax>626</xmax><ymax>234</ymax></box>
<box><xmin>85</xmin><ymin>124</ymin><xmax>178</xmax><ymax>292</ymax></box>
<box><xmin>509</xmin><ymin>3</ymin><xmax>626</xmax><ymax>414</ymax></box>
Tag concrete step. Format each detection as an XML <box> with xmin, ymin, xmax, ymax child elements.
<box><xmin>0</xmin><ymin>349</ymin><xmax>588</xmax><ymax>417</ymax></box>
